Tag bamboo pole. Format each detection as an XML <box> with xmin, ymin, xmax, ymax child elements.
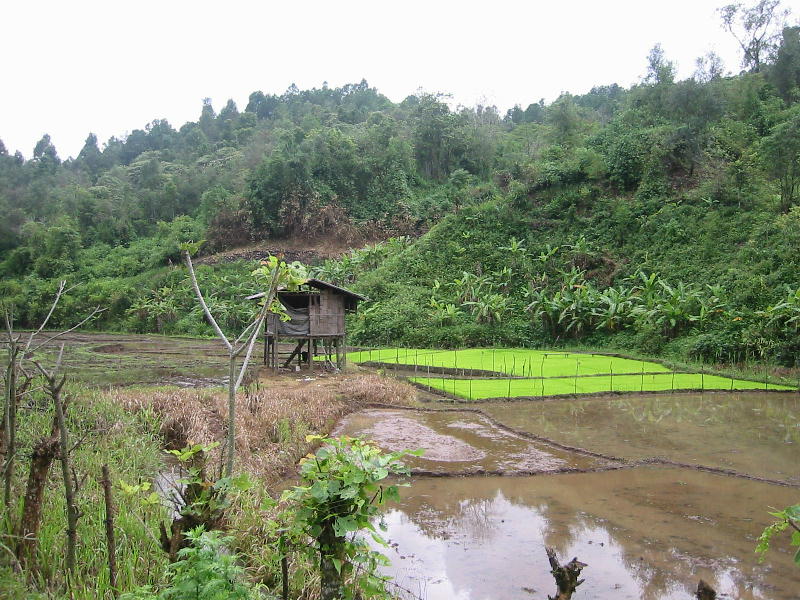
<box><xmin>574</xmin><ymin>359</ymin><xmax>579</xmax><ymax>394</ymax></box>
<box><xmin>640</xmin><ymin>363</ymin><xmax>644</xmax><ymax>393</ymax></box>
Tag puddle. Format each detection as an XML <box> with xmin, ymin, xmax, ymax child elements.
<box><xmin>377</xmin><ymin>469</ymin><xmax>800</xmax><ymax>600</ymax></box>
<box><xmin>476</xmin><ymin>392</ymin><xmax>800</xmax><ymax>483</ymax></box>
<box><xmin>332</xmin><ymin>409</ymin><xmax>609</xmax><ymax>475</ymax></box>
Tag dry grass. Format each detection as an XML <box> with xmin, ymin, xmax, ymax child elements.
<box><xmin>108</xmin><ymin>373</ymin><xmax>416</xmax><ymax>484</ymax></box>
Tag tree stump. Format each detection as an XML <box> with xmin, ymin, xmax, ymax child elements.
<box><xmin>696</xmin><ymin>579</ymin><xmax>717</xmax><ymax>600</ymax></box>
<box><xmin>16</xmin><ymin>435</ymin><xmax>59</xmax><ymax>570</ymax></box>
<box><xmin>546</xmin><ymin>546</ymin><xmax>587</xmax><ymax>600</ymax></box>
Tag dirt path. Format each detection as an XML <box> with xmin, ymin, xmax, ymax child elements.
<box><xmin>195</xmin><ymin>238</ymin><xmax>351</xmax><ymax>266</ymax></box>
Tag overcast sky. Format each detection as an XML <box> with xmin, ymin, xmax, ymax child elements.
<box><xmin>2</xmin><ymin>0</ymin><xmax>798</xmax><ymax>159</ymax></box>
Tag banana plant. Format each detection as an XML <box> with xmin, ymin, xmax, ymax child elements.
<box><xmin>429</xmin><ymin>297</ymin><xmax>462</xmax><ymax>325</ymax></box>
<box><xmin>760</xmin><ymin>286</ymin><xmax>800</xmax><ymax>333</ymax></box>
<box><xmin>464</xmin><ymin>293</ymin><xmax>511</xmax><ymax>324</ymax></box>
<box><xmin>592</xmin><ymin>286</ymin><xmax>634</xmax><ymax>332</ymax></box>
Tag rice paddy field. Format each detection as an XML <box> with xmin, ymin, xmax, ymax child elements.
<box><xmin>343</xmin><ymin>347</ymin><xmax>672</xmax><ymax>377</ymax></box>
<box><xmin>342</xmin><ymin>347</ymin><xmax>797</xmax><ymax>400</ymax></box>
<box><xmin>410</xmin><ymin>373</ymin><xmax>795</xmax><ymax>400</ymax></box>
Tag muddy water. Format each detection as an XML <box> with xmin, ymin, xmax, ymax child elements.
<box><xmin>476</xmin><ymin>392</ymin><xmax>800</xmax><ymax>483</ymax></box>
<box><xmin>332</xmin><ymin>409</ymin><xmax>610</xmax><ymax>475</ymax></box>
<box><xmin>335</xmin><ymin>399</ymin><xmax>800</xmax><ymax>599</ymax></box>
<box><xmin>379</xmin><ymin>469</ymin><xmax>800</xmax><ymax>600</ymax></box>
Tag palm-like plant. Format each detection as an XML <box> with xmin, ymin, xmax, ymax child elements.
<box><xmin>761</xmin><ymin>286</ymin><xmax>800</xmax><ymax>333</ymax></box>
<box><xmin>592</xmin><ymin>286</ymin><xmax>634</xmax><ymax>332</ymax></box>
<box><xmin>465</xmin><ymin>293</ymin><xmax>511</xmax><ymax>324</ymax></box>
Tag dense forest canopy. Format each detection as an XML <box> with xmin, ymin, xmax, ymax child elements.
<box><xmin>1</xmin><ymin>4</ymin><xmax>799</xmax><ymax>365</ymax></box>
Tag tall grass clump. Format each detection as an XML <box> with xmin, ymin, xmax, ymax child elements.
<box><xmin>1</xmin><ymin>386</ymin><xmax>169</xmax><ymax>599</ymax></box>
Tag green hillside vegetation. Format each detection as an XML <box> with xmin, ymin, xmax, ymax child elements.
<box><xmin>1</xmin><ymin>18</ymin><xmax>800</xmax><ymax>369</ymax></box>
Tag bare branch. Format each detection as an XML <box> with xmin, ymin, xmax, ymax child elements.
<box><xmin>183</xmin><ymin>251</ymin><xmax>232</xmax><ymax>352</ymax></box>
<box><xmin>233</xmin><ymin>302</ymin><xmax>269</xmax><ymax>359</ymax></box>
<box><xmin>3</xmin><ymin>309</ymin><xmax>13</xmax><ymax>344</ymax></box>
<box><xmin>24</xmin><ymin>280</ymin><xmax>66</xmax><ymax>353</ymax></box>
<box><xmin>234</xmin><ymin>312</ymin><xmax>267</xmax><ymax>389</ymax></box>
<box><xmin>31</xmin><ymin>361</ymin><xmax>50</xmax><ymax>381</ymax></box>
<box><xmin>54</xmin><ymin>344</ymin><xmax>65</xmax><ymax>376</ymax></box>
<box><xmin>19</xmin><ymin>385</ymin><xmax>45</xmax><ymax>398</ymax></box>
<box><xmin>29</xmin><ymin>307</ymin><xmax>106</xmax><ymax>355</ymax></box>
<box><xmin>232</xmin><ymin>317</ymin><xmax>260</xmax><ymax>350</ymax></box>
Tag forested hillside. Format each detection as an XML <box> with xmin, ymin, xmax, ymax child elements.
<box><xmin>2</xmin><ymin>21</ymin><xmax>800</xmax><ymax>366</ymax></box>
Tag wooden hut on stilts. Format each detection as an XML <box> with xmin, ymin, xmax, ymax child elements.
<box><xmin>247</xmin><ymin>279</ymin><xmax>365</xmax><ymax>373</ymax></box>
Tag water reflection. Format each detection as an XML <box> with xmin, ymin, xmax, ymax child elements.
<box><xmin>478</xmin><ymin>392</ymin><xmax>800</xmax><ymax>483</ymax></box>
<box><xmin>379</xmin><ymin>470</ymin><xmax>800</xmax><ymax>600</ymax></box>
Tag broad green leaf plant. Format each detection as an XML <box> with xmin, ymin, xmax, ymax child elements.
<box><xmin>280</xmin><ymin>436</ymin><xmax>420</xmax><ymax>600</ymax></box>
<box><xmin>756</xmin><ymin>503</ymin><xmax>800</xmax><ymax>566</ymax></box>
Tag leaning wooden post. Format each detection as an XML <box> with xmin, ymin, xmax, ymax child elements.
<box><xmin>545</xmin><ymin>546</ymin><xmax>587</xmax><ymax>600</ymax></box>
<box><xmin>100</xmin><ymin>465</ymin><xmax>118</xmax><ymax>597</ymax></box>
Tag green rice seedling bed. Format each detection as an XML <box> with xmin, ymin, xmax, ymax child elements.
<box><xmin>411</xmin><ymin>373</ymin><xmax>795</xmax><ymax>401</ymax></box>
<box><xmin>342</xmin><ymin>348</ymin><xmax>670</xmax><ymax>377</ymax></box>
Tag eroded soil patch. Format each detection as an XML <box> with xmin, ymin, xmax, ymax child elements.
<box><xmin>333</xmin><ymin>408</ymin><xmax>612</xmax><ymax>475</ymax></box>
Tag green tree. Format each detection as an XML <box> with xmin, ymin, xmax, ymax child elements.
<box><xmin>771</xmin><ymin>26</ymin><xmax>800</xmax><ymax>102</ymax></box>
<box><xmin>245</xmin><ymin>90</ymin><xmax>279</xmax><ymax>119</ymax></box>
<box><xmin>32</xmin><ymin>134</ymin><xmax>60</xmax><ymax>170</ymax></box>
<box><xmin>719</xmin><ymin>0</ymin><xmax>789</xmax><ymax>72</ymax></box>
<box><xmin>694</xmin><ymin>51</ymin><xmax>726</xmax><ymax>83</ymax></box>
<box><xmin>412</xmin><ymin>94</ymin><xmax>466</xmax><ymax>181</ymax></box>
<box><xmin>546</xmin><ymin>94</ymin><xmax>583</xmax><ymax>146</ymax></box>
<box><xmin>762</xmin><ymin>107</ymin><xmax>800</xmax><ymax>211</ymax></box>
<box><xmin>217</xmin><ymin>99</ymin><xmax>239</xmax><ymax>142</ymax></box>
<box><xmin>198</xmin><ymin>98</ymin><xmax>218</xmax><ymax>141</ymax></box>
<box><xmin>644</xmin><ymin>43</ymin><xmax>676</xmax><ymax>84</ymax></box>
<box><xmin>77</xmin><ymin>133</ymin><xmax>105</xmax><ymax>180</ymax></box>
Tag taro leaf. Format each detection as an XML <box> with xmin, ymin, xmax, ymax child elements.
<box><xmin>334</xmin><ymin>515</ymin><xmax>359</xmax><ymax>537</ymax></box>
<box><xmin>310</xmin><ymin>480</ymin><xmax>329</xmax><ymax>501</ymax></box>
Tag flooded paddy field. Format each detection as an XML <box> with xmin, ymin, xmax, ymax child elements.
<box><xmin>380</xmin><ymin>470</ymin><xmax>800</xmax><ymax>600</ymax></box>
<box><xmin>477</xmin><ymin>392</ymin><xmax>800</xmax><ymax>484</ymax></box>
<box><xmin>337</xmin><ymin>392</ymin><xmax>800</xmax><ymax>599</ymax></box>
